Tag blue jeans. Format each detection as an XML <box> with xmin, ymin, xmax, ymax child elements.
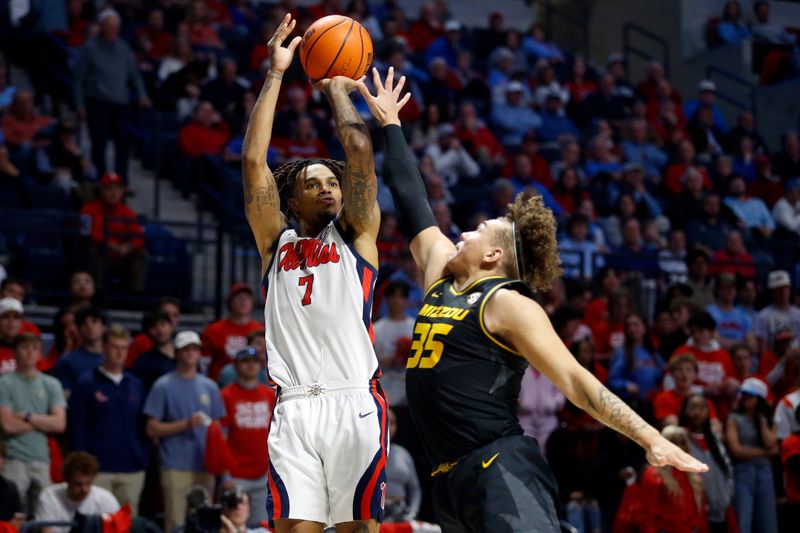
<box><xmin>733</xmin><ymin>462</ymin><xmax>778</xmax><ymax>533</ymax></box>
<box><xmin>566</xmin><ymin>499</ymin><xmax>601</xmax><ymax>533</ymax></box>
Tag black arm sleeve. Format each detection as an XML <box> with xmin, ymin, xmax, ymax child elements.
<box><xmin>382</xmin><ymin>124</ymin><xmax>437</xmax><ymax>240</ymax></box>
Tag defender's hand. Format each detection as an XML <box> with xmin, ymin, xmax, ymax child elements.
<box><xmin>645</xmin><ymin>435</ymin><xmax>708</xmax><ymax>472</ymax></box>
<box><xmin>357</xmin><ymin>67</ymin><xmax>411</xmax><ymax>127</ymax></box>
<box><xmin>268</xmin><ymin>13</ymin><xmax>301</xmax><ymax>74</ymax></box>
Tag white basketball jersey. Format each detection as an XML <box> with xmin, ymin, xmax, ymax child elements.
<box><xmin>262</xmin><ymin>220</ymin><xmax>379</xmax><ymax>388</ymax></box>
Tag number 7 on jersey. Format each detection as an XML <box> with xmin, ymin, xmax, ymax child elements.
<box><xmin>298</xmin><ymin>275</ymin><xmax>314</xmax><ymax>306</ymax></box>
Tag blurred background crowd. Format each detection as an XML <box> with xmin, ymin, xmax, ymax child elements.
<box><xmin>1</xmin><ymin>0</ymin><xmax>800</xmax><ymax>532</ymax></box>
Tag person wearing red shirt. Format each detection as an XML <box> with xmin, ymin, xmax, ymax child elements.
<box><xmin>202</xmin><ymin>283</ymin><xmax>262</xmax><ymax>381</ymax></box>
<box><xmin>271</xmin><ymin>116</ymin><xmax>330</xmax><ymax>161</ymax></box>
<box><xmin>0</xmin><ymin>298</ymin><xmax>24</xmax><ymax>376</ymax></box>
<box><xmin>408</xmin><ymin>3</ymin><xmax>443</xmax><ymax>52</ymax></box>
<box><xmin>0</xmin><ymin>278</ymin><xmax>40</xmax><ymax>336</ymax></box>
<box><xmin>671</xmin><ymin>311</ymin><xmax>739</xmax><ymax>406</ymax></box>
<box><xmin>708</xmin><ymin>230</ymin><xmax>755</xmax><ymax>279</ymax></box>
<box><xmin>80</xmin><ymin>172</ymin><xmax>147</xmax><ymax>293</ymax></box>
<box><xmin>455</xmin><ymin>101</ymin><xmax>505</xmax><ymax>166</ymax></box>
<box><xmin>64</xmin><ymin>0</ymin><xmax>91</xmax><ymax>48</ymax></box>
<box><xmin>655</xmin><ymin>353</ymin><xmax>720</xmax><ymax>429</ymax></box>
<box><xmin>178</xmin><ymin>101</ymin><xmax>231</xmax><ymax>158</ymax></box>
<box><xmin>639</xmin><ymin>426</ymin><xmax>709</xmax><ymax>533</ymax></box>
<box><xmin>664</xmin><ymin>140</ymin><xmax>713</xmax><ymax>196</ymax></box>
<box><xmin>126</xmin><ymin>297</ymin><xmax>181</xmax><ymax>368</ymax></box>
<box><xmin>134</xmin><ymin>9</ymin><xmax>174</xmax><ymax>61</ymax></box>
<box><xmin>0</xmin><ymin>90</ymin><xmax>53</xmax><ymax>148</ymax></box>
<box><xmin>220</xmin><ymin>347</ymin><xmax>276</xmax><ymax>528</ymax></box>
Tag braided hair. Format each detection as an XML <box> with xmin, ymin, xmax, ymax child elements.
<box><xmin>272</xmin><ymin>158</ymin><xmax>346</xmax><ymax>219</ymax></box>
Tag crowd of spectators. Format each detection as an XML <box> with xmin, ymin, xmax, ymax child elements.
<box><xmin>2</xmin><ymin>0</ymin><xmax>800</xmax><ymax>532</ymax></box>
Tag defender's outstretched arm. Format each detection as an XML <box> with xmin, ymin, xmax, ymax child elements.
<box><xmin>358</xmin><ymin>68</ymin><xmax>455</xmax><ymax>290</ymax></box>
<box><xmin>242</xmin><ymin>14</ymin><xmax>300</xmax><ymax>274</ymax></box>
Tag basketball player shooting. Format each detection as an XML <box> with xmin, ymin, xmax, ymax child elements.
<box><xmin>358</xmin><ymin>68</ymin><xmax>707</xmax><ymax>531</ymax></box>
<box><xmin>242</xmin><ymin>14</ymin><xmax>386</xmax><ymax>533</ymax></box>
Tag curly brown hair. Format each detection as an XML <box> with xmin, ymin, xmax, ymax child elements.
<box><xmin>272</xmin><ymin>158</ymin><xmax>346</xmax><ymax>219</ymax></box>
<box><xmin>505</xmin><ymin>193</ymin><xmax>562</xmax><ymax>291</ymax></box>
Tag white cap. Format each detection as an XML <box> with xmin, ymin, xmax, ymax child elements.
<box><xmin>767</xmin><ymin>270</ymin><xmax>791</xmax><ymax>289</ymax></box>
<box><xmin>444</xmin><ymin>20</ymin><xmax>462</xmax><ymax>32</ymax></box>
<box><xmin>174</xmin><ymin>331</ymin><xmax>202</xmax><ymax>350</ymax></box>
<box><xmin>0</xmin><ymin>297</ymin><xmax>23</xmax><ymax>316</ymax></box>
<box><xmin>506</xmin><ymin>80</ymin><xmax>525</xmax><ymax>93</ymax></box>
<box><xmin>739</xmin><ymin>377</ymin><xmax>768</xmax><ymax>399</ymax></box>
<box><xmin>698</xmin><ymin>79</ymin><xmax>717</xmax><ymax>92</ymax></box>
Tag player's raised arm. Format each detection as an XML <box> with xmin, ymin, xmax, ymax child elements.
<box><xmin>358</xmin><ymin>67</ymin><xmax>456</xmax><ymax>291</ymax></box>
<box><xmin>242</xmin><ymin>14</ymin><xmax>300</xmax><ymax>274</ymax></box>
<box><xmin>316</xmin><ymin>75</ymin><xmax>380</xmax><ymax>267</ymax></box>
<box><xmin>485</xmin><ymin>289</ymin><xmax>709</xmax><ymax>473</ymax></box>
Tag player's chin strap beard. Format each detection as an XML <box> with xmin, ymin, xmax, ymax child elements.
<box><xmin>511</xmin><ymin>221</ymin><xmax>526</xmax><ymax>281</ymax></box>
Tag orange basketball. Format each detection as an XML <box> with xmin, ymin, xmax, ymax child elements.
<box><xmin>299</xmin><ymin>15</ymin><xmax>373</xmax><ymax>82</ymax></box>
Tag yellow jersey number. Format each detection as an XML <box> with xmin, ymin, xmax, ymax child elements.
<box><xmin>407</xmin><ymin>323</ymin><xmax>453</xmax><ymax>369</ymax></box>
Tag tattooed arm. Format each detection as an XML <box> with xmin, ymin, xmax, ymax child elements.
<box><xmin>242</xmin><ymin>14</ymin><xmax>300</xmax><ymax>275</ymax></box>
<box><xmin>319</xmin><ymin>77</ymin><xmax>380</xmax><ymax>268</ymax></box>
<box><xmin>485</xmin><ymin>289</ymin><xmax>708</xmax><ymax>472</ymax></box>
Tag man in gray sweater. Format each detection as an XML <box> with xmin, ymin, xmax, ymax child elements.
<box><xmin>75</xmin><ymin>9</ymin><xmax>150</xmax><ymax>182</ymax></box>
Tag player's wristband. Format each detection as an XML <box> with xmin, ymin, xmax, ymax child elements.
<box><xmin>381</xmin><ymin>125</ymin><xmax>436</xmax><ymax>240</ymax></box>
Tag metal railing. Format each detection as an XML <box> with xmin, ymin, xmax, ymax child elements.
<box><xmin>536</xmin><ymin>0</ymin><xmax>592</xmax><ymax>57</ymax></box>
<box><xmin>623</xmin><ymin>22</ymin><xmax>670</xmax><ymax>77</ymax></box>
<box><xmin>705</xmin><ymin>65</ymin><xmax>757</xmax><ymax>122</ymax></box>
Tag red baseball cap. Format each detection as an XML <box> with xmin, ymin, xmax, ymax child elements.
<box><xmin>100</xmin><ymin>172</ymin><xmax>124</xmax><ymax>187</ymax></box>
<box><xmin>229</xmin><ymin>282</ymin><xmax>253</xmax><ymax>298</ymax></box>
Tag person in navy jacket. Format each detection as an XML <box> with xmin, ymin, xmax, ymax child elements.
<box><xmin>68</xmin><ymin>324</ymin><xmax>148</xmax><ymax>516</ymax></box>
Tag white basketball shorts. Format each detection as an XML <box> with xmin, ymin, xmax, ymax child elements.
<box><xmin>266</xmin><ymin>379</ymin><xmax>390</xmax><ymax>526</ymax></box>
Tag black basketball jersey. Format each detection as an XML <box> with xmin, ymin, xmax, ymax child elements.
<box><xmin>405</xmin><ymin>275</ymin><xmax>532</xmax><ymax>469</ymax></box>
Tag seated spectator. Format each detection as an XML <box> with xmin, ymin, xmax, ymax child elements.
<box><xmin>46</xmin><ymin>121</ymin><xmax>96</xmax><ymax>190</ymax></box>
<box><xmin>36</xmin><ymin>452</ymin><xmax>119</xmax><ymax>532</ymax></box>
<box><xmin>130</xmin><ymin>311</ymin><xmax>177</xmax><ymax>394</ymax></box>
<box><xmin>384</xmin><ymin>408</ymin><xmax>422</xmax><ymax>522</ymax></box>
<box><xmin>688</xmin><ymin>106</ymin><xmax>726</xmax><ymax>160</ymax></box>
<box><xmin>731</xmin><ymin>136</ymin><xmax>758</xmax><ymax>182</ymax></box>
<box><xmin>725</xmin><ymin>111</ymin><xmax>767</xmax><ymax>155</ymax></box>
<box><xmin>506</xmin><ymin>154</ymin><xmax>562</xmax><ymax>216</ymax></box>
<box><xmin>0</xmin><ymin>441</ymin><xmax>24</xmax><ymax>527</ymax></box>
<box><xmin>659</xmin><ymin>229</ymin><xmax>689</xmax><ymax>285</ymax></box>
<box><xmin>202</xmin><ymin>58</ymin><xmax>248</xmax><ymax>118</ymax></box>
<box><xmin>218</xmin><ymin>330</ymin><xmax>268</xmax><ymax>389</ymax></box>
<box><xmin>754</xmin><ymin>270</ymin><xmax>800</xmax><ymax>351</ymax></box>
<box><xmin>80</xmin><ymin>172</ymin><xmax>147</xmax><ymax>293</ymax></box>
<box><xmin>454</xmin><ymin>101</ymin><xmax>505</xmax><ymax>167</ymax></box>
<box><xmin>683</xmin><ymin>79</ymin><xmax>728</xmax><ymax>132</ymax></box>
<box><xmin>0</xmin><ymin>299</ymin><xmax>25</xmax><ymax>376</ymax></box>
<box><xmin>708</xmin><ymin>231</ymin><xmax>755</xmax><ymax>279</ymax></box>
<box><xmin>564</xmin><ymin>55</ymin><xmax>597</xmax><ymax>105</ymax></box>
<box><xmin>674</xmin><ymin>311</ymin><xmax>740</xmax><ymax>406</ymax></box>
<box><xmin>144</xmin><ymin>331</ymin><xmax>224</xmax><ymax>533</ymax></box>
<box><xmin>202</xmin><ymin>284</ymin><xmax>262</xmax><ymax>381</ymax></box>
<box><xmin>725</xmin><ymin>376</ymin><xmax>779</xmax><ymax>533</ymax></box>
<box><xmin>0</xmin><ymin>333</ymin><xmax>67</xmax><ymax>512</ymax></box>
<box><xmin>580</xmin><ymin>73</ymin><xmax>627</xmax><ymax>126</ymax></box>
<box><xmin>773</xmin><ymin>132</ymin><xmax>800</xmax><ymax>180</ymax></box>
<box><xmin>664</xmin><ymin>140</ymin><xmax>713</xmax><ymax>197</ymax></box>
<box><xmin>492</xmin><ymin>80</ymin><xmax>542</xmax><ymax>147</ymax></box>
<box><xmin>552</xmin><ymin>167</ymin><xmax>588</xmax><ymax>214</ymax></box>
<box><xmin>621</xmin><ymin>118</ymin><xmax>668</xmax><ymax>180</ymax></box>
<box><xmin>536</xmin><ymin>90</ymin><xmax>578</xmax><ymax>144</ymax></box>
<box><xmin>522</xmin><ymin>24</ymin><xmax>564</xmax><ymax>64</ymax></box>
<box><xmin>69</xmin><ymin>325</ymin><xmax>147</xmax><ymax>515</ymax></box>
<box><xmin>272</xmin><ymin>116</ymin><xmax>329</xmax><ymax>161</ymax></box>
<box><xmin>609</xmin><ymin>218</ymin><xmax>658</xmax><ymax>276</ymax></box>
<box><xmin>0</xmin><ymin>278</ymin><xmax>39</xmax><ymax>335</ymax></box>
<box><xmin>178</xmin><ymin>101</ymin><xmax>231</xmax><ymax>158</ymax></box>
<box><xmin>685</xmin><ymin>193</ymin><xmax>738</xmax><ymax>254</ymax></box>
<box><xmin>706</xmin><ymin>273</ymin><xmax>754</xmax><ymax>349</ymax></box>
<box><xmin>423</xmin><ymin>124</ymin><xmax>480</xmax><ymax>186</ymax></box>
<box><xmin>134</xmin><ymin>8</ymin><xmax>174</xmax><ymax>62</ymax></box>
<box><xmin>657</xmin><ymin>297</ymin><xmax>695</xmax><ymax>361</ymax></box>
<box><xmin>559</xmin><ymin>213</ymin><xmax>604</xmax><ymax>281</ymax></box>
<box><xmin>186</xmin><ymin>0</ymin><xmax>223</xmax><ymax>48</ymax></box>
<box><xmin>408</xmin><ymin>3</ymin><xmax>443</xmax><ymax>52</ymax></box>
<box><xmin>533</xmin><ymin>62</ymin><xmax>569</xmax><ymax>107</ymax></box>
<box><xmin>474</xmin><ymin>178</ymin><xmax>514</xmax><ymax>219</ymax></box>
<box><xmin>220</xmin><ymin>347</ymin><xmax>276</xmax><ymax>527</ymax></box>
<box><xmin>654</xmin><ymin>353</ymin><xmax>719</xmax><ymax>428</ymax></box>
<box><xmin>638</xmin><ymin>426</ymin><xmax>708</xmax><ymax>533</ymax></box>
<box><xmin>679</xmin><ymin>393</ymin><xmax>734</xmax><ymax>532</ymax></box>
<box><xmin>487</xmin><ymin>47</ymin><xmax>517</xmax><ymax>99</ymax></box>
<box><xmin>647</xmin><ymin>80</ymin><xmax>688</xmax><ymax>144</ymax></box>
<box><xmin>609</xmin><ymin>314</ymin><xmax>664</xmax><ymax>402</ymax></box>
<box><xmin>53</xmin><ymin>308</ymin><xmax>106</xmax><ymax>398</ymax></box>
<box><xmin>621</xmin><ymin>163</ymin><xmax>663</xmax><ymax>219</ymax></box>
<box><xmin>724</xmin><ymin>175</ymin><xmax>774</xmax><ymax>239</ymax></box>
<box><xmin>126</xmin><ymin>296</ymin><xmax>180</xmax><ymax>368</ymax></box>
<box><xmin>584</xmin><ymin>133</ymin><xmax>623</xmax><ymax>180</ymax></box>
<box><xmin>421</xmin><ymin>57</ymin><xmax>456</xmax><ymax>121</ymax></box>
<box><xmin>158</xmin><ymin>37</ymin><xmax>194</xmax><ymax>84</ymax></box>
<box><xmin>752</xmin><ymin>0</ymin><xmax>797</xmax><ymax>45</ymax></box>
<box><xmin>731</xmin><ymin>344</ymin><xmax>775</xmax><ymax>400</ymax></box>
<box><xmin>424</xmin><ymin>19</ymin><xmax>464</xmax><ymax>68</ymax></box>
<box><xmin>636</xmin><ymin>61</ymin><xmax>679</xmax><ymax>104</ymax></box>
<box><xmin>748</xmin><ymin>155</ymin><xmax>784</xmax><ymax>208</ymax></box>
<box><xmin>774</xmin><ymin>370</ymin><xmax>800</xmax><ymax>441</ymax></box>
<box><xmin>717</xmin><ymin>1</ymin><xmax>751</xmax><ymax>45</ymax></box>
<box><xmin>504</xmin><ymin>133</ymin><xmax>555</xmax><ymax>187</ymax></box>
<box><xmin>68</xmin><ymin>271</ymin><xmax>95</xmax><ymax>311</ymax></box>
<box><xmin>0</xmin><ymin>90</ymin><xmax>53</xmax><ymax>148</ymax></box>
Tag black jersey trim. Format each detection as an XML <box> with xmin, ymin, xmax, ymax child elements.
<box><xmin>448</xmin><ymin>276</ymin><xmax>505</xmax><ymax>296</ymax></box>
<box><xmin>478</xmin><ymin>282</ymin><xmax>525</xmax><ymax>356</ymax></box>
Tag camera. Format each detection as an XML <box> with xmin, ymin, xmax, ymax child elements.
<box><xmin>220</xmin><ymin>486</ymin><xmax>244</xmax><ymax>509</ymax></box>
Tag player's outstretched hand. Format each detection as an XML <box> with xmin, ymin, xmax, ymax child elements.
<box><xmin>313</xmin><ymin>76</ymin><xmax>364</xmax><ymax>95</ymax></box>
<box><xmin>268</xmin><ymin>13</ymin><xmax>301</xmax><ymax>74</ymax></box>
<box><xmin>646</xmin><ymin>435</ymin><xmax>709</xmax><ymax>472</ymax></box>
<box><xmin>357</xmin><ymin>66</ymin><xmax>412</xmax><ymax>127</ymax></box>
